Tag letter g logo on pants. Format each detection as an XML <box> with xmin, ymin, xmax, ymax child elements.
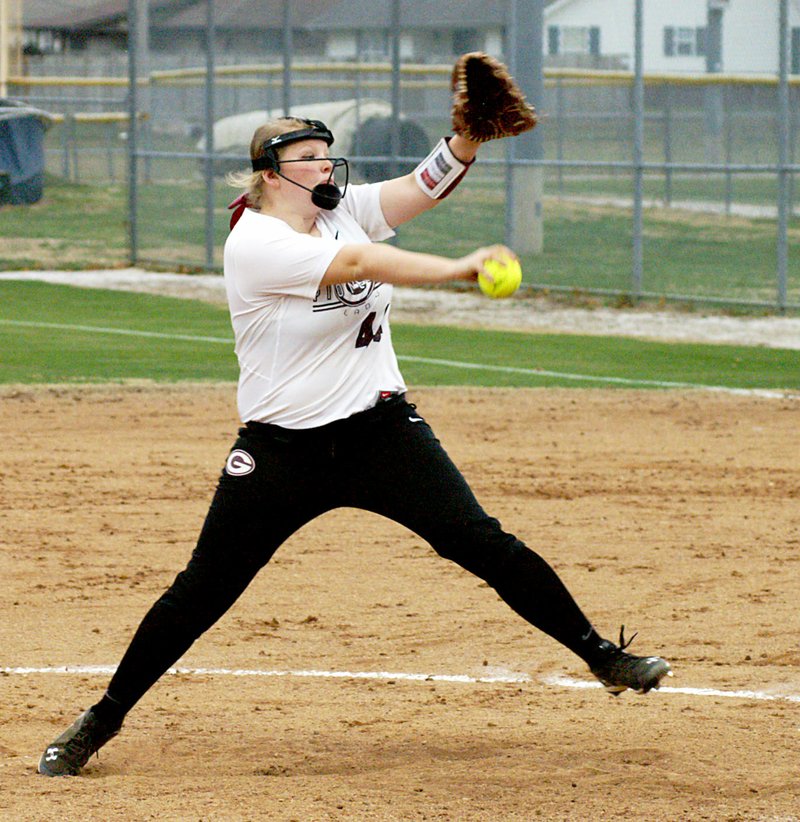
<box><xmin>225</xmin><ymin>449</ymin><xmax>256</xmax><ymax>476</ymax></box>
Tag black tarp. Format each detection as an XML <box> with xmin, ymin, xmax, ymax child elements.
<box><xmin>0</xmin><ymin>100</ymin><xmax>55</xmax><ymax>205</ymax></box>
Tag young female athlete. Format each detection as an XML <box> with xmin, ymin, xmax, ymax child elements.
<box><xmin>38</xmin><ymin>114</ymin><xmax>671</xmax><ymax>777</ymax></box>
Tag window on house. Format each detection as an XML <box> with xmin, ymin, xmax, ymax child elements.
<box><xmin>675</xmin><ymin>27</ymin><xmax>695</xmax><ymax>55</ymax></box>
<box><xmin>664</xmin><ymin>26</ymin><xmax>706</xmax><ymax>57</ymax></box>
<box><xmin>547</xmin><ymin>25</ymin><xmax>600</xmax><ymax>56</ymax></box>
<box><xmin>453</xmin><ymin>28</ymin><xmax>480</xmax><ymax>55</ymax></box>
<box><xmin>561</xmin><ymin>26</ymin><xmax>590</xmax><ymax>53</ymax></box>
<box><xmin>23</xmin><ymin>29</ymin><xmax>65</xmax><ymax>55</ymax></box>
<box><xmin>68</xmin><ymin>32</ymin><xmax>88</xmax><ymax>51</ymax></box>
<box><xmin>359</xmin><ymin>30</ymin><xmax>389</xmax><ymax>60</ymax></box>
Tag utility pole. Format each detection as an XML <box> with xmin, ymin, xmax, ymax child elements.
<box><xmin>704</xmin><ymin>0</ymin><xmax>727</xmax><ymax>164</ymax></box>
<box><xmin>135</xmin><ymin>0</ymin><xmax>150</xmax><ymax>112</ymax></box>
<box><xmin>507</xmin><ymin>0</ymin><xmax>545</xmax><ymax>254</ymax></box>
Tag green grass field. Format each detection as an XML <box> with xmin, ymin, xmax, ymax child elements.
<box><xmin>2</xmin><ymin>172</ymin><xmax>797</xmax><ymax>308</ymax></box>
<box><xmin>0</xmin><ymin>281</ymin><xmax>797</xmax><ymax>392</ymax></box>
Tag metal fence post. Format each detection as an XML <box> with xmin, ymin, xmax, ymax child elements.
<box><xmin>390</xmin><ymin>0</ymin><xmax>401</xmax><ymax>180</ymax></box>
<box><xmin>62</xmin><ymin>114</ymin><xmax>72</xmax><ymax>180</ymax></box>
<box><xmin>107</xmin><ymin>121</ymin><xmax>115</xmax><ymax>181</ymax></box>
<box><xmin>71</xmin><ymin>115</ymin><xmax>80</xmax><ymax>182</ymax></box>
<box><xmin>204</xmin><ymin>0</ymin><xmax>217</xmax><ymax>270</ymax></box>
<box><xmin>724</xmin><ymin>84</ymin><xmax>733</xmax><ymax>216</ymax></box>
<box><xmin>790</xmin><ymin>86</ymin><xmax>798</xmax><ymax>217</ymax></box>
<box><xmin>135</xmin><ymin>0</ymin><xmax>151</xmax><ymax>183</ymax></box>
<box><xmin>663</xmin><ymin>84</ymin><xmax>672</xmax><ymax>206</ymax></box>
<box><xmin>632</xmin><ymin>0</ymin><xmax>644</xmax><ymax>298</ymax></box>
<box><xmin>503</xmin><ymin>1</ymin><xmax>517</xmax><ymax>250</ymax></box>
<box><xmin>354</xmin><ymin>30</ymin><xmax>363</xmax><ymax>138</ymax></box>
<box><xmin>776</xmin><ymin>0</ymin><xmax>790</xmax><ymax>312</ymax></box>
<box><xmin>127</xmin><ymin>0</ymin><xmax>138</xmax><ymax>265</ymax></box>
<box><xmin>556</xmin><ymin>75</ymin><xmax>564</xmax><ymax>197</ymax></box>
<box><xmin>282</xmin><ymin>0</ymin><xmax>292</xmax><ymax>115</ymax></box>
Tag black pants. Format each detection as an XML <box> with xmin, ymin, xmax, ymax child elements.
<box><xmin>106</xmin><ymin>396</ymin><xmax>596</xmax><ymax>712</ymax></box>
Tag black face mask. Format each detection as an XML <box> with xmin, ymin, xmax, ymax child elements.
<box><xmin>250</xmin><ymin>119</ymin><xmax>348</xmax><ymax>210</ymax></box>
<box><xmin>272</xmin><ymin>156</ymin><xmax>350</xmax><ymax>210</ymax></box>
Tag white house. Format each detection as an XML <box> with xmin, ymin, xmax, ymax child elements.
<box><xmin>19</xmin><ymin>0</ymin><xmax>800</xmax><ymax>75</ymax></box>
<box><xmin>545</xmin><ymin>0</ymin><xmax>800</xmax><ymax>75</ymax></box>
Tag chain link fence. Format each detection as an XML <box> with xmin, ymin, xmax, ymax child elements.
<box><xmin>7</xmin><ymin>0</ymin><xmax>800</xmax><ymax>310</ymax></box>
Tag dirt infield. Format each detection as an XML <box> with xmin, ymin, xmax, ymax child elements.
<box><xmin>2</xmin><ymin>384</ymin><xmax>799</xmax><ymax>821</ymax></box>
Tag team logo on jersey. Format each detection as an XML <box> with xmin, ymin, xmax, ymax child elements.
<box><xmin>334</xmin><ymin>280</ymin><xmax>375</xmax><ymax>306</ymax></box>
<box><xmin>225</xmin><ymin>449</ymin><xmax>255</xmax><ymax>476</ymax></box>
<box><xmin>313</xmin><ymin>281</ymin><xmax>378</xmax><ymax>312</ymax></box>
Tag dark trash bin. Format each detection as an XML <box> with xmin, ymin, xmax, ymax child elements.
<box><xmin>0</xmin><ymin>100</ymin><xmax>55</xmax><ymax>205</ymax></box>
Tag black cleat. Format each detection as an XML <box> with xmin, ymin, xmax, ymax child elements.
<box><xmin>38</xmin><ymin>709</ymin><xmax>121</xmax><ymax>776</ymax></box>
<box><xmin>589</xmin><ymin>626</ymin><xmax>672</xmax><ymax>695</ymax></box>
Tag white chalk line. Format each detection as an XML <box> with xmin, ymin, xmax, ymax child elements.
<box><xmin>2</xmin><ymin>665</ymin><xmax>526</xmax><ymax>686</ymax></box>
<box><xmin>4</xmin><ymin>665</ymin><xmax>800</xmax><ymax>703</ymax></box>
<box><xmin>0</xmin><ymin>318</ymin><xmax>794</xmax><ymax>399</ymax></box>
<box><xmin>398</xmin><ymin>354</ymin><xmax>794</xmax><ymax>398</ymax></box>
<box><xmin>0</xmin><ymin>318</ymin><xmax>231</xmax><ymax>345</ymax></box>
<box><xmin>543</xmin><ymin>675</ymin><xmax>800</xmax><ymax>703</ymax></box>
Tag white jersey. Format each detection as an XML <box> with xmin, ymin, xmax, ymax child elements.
<box><xmin>223</xmin><ymin>181</ymin><xmax>407</xmax><ymax>428</ymax></box>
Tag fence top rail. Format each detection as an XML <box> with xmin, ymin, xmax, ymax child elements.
<box><xmin>149</xmin><ymin>61</ymin><xmax>450</xmax><ymax>81</ymax></box>
<box><xmin>49</xmin><ymin>112</ymin><xmax>149</xmax><ymax>124</ymax></box>
<box><xmin>547</xmin><ymin>67</ymin><xmax>800</xmax><ymax>86</ymax></box>
<box><xmin>10</xmin><ymin>76</ymin><xmax>131</xmax><ymax>87</ymax></box>
<box><xmin>10</xmin><ymin>65</ymin><xmax>800</xmax><ymax>89</ymax></box>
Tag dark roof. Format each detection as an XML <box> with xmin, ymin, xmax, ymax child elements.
<box><xmin>26</xmin><ymin>0</ymin><xmax>360</xmax><ymax>32</ymax></box>
<box><xmin>307</xmin><ymin>0</ymin><xmax>511</xmax><ymax>30</ymax></box>
<box><xmin>24</xmin><ymin>0</ymin><xmax>193</xmax><ymax>31</ymax></box>
<box><xmin>158</xmin><ymin>0</ymin><xmax>341</xmax><ymax>30</ymax></box>
<box><xmin>22</xmin><ymin>0</ymin><xmax>128</xmax><ymax>30</ymax></box>
<box><xmin>25</xmin><ymin>0</ymin><xmax>561</xmax><ymax>33</ymax></box>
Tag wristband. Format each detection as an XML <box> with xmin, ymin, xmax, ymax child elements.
<box><xmin>414</xmin><ymin>137</ymin><xmax>473</xmax><ymax>199</ymax></box>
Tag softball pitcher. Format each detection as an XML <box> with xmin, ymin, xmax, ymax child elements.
<box><xmin>38</xmin><ymin>54</ymin><xmax>671</xmax><ymax>777</ymax></box>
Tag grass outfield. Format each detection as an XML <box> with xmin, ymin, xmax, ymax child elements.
<box><xmin>0</xmin><ymin>281</ymin><xmax>797</xmax><ymax>391</ymax></box>
<box><xmin>1</xmin><ymin>175</ymin><xmax>797</xmax><ymax>307</ymax></box>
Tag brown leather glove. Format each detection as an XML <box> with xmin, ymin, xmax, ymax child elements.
<box><xmin>451</xmin><ymin>52</ymin><xmax>538</xmax><ymax>142</ymax></box>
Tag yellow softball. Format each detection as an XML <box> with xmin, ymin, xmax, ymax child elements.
<box><xmin>478</xmin><ymin>255</ymin><xmax>522</xmax><ymax>299</ymax></box>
